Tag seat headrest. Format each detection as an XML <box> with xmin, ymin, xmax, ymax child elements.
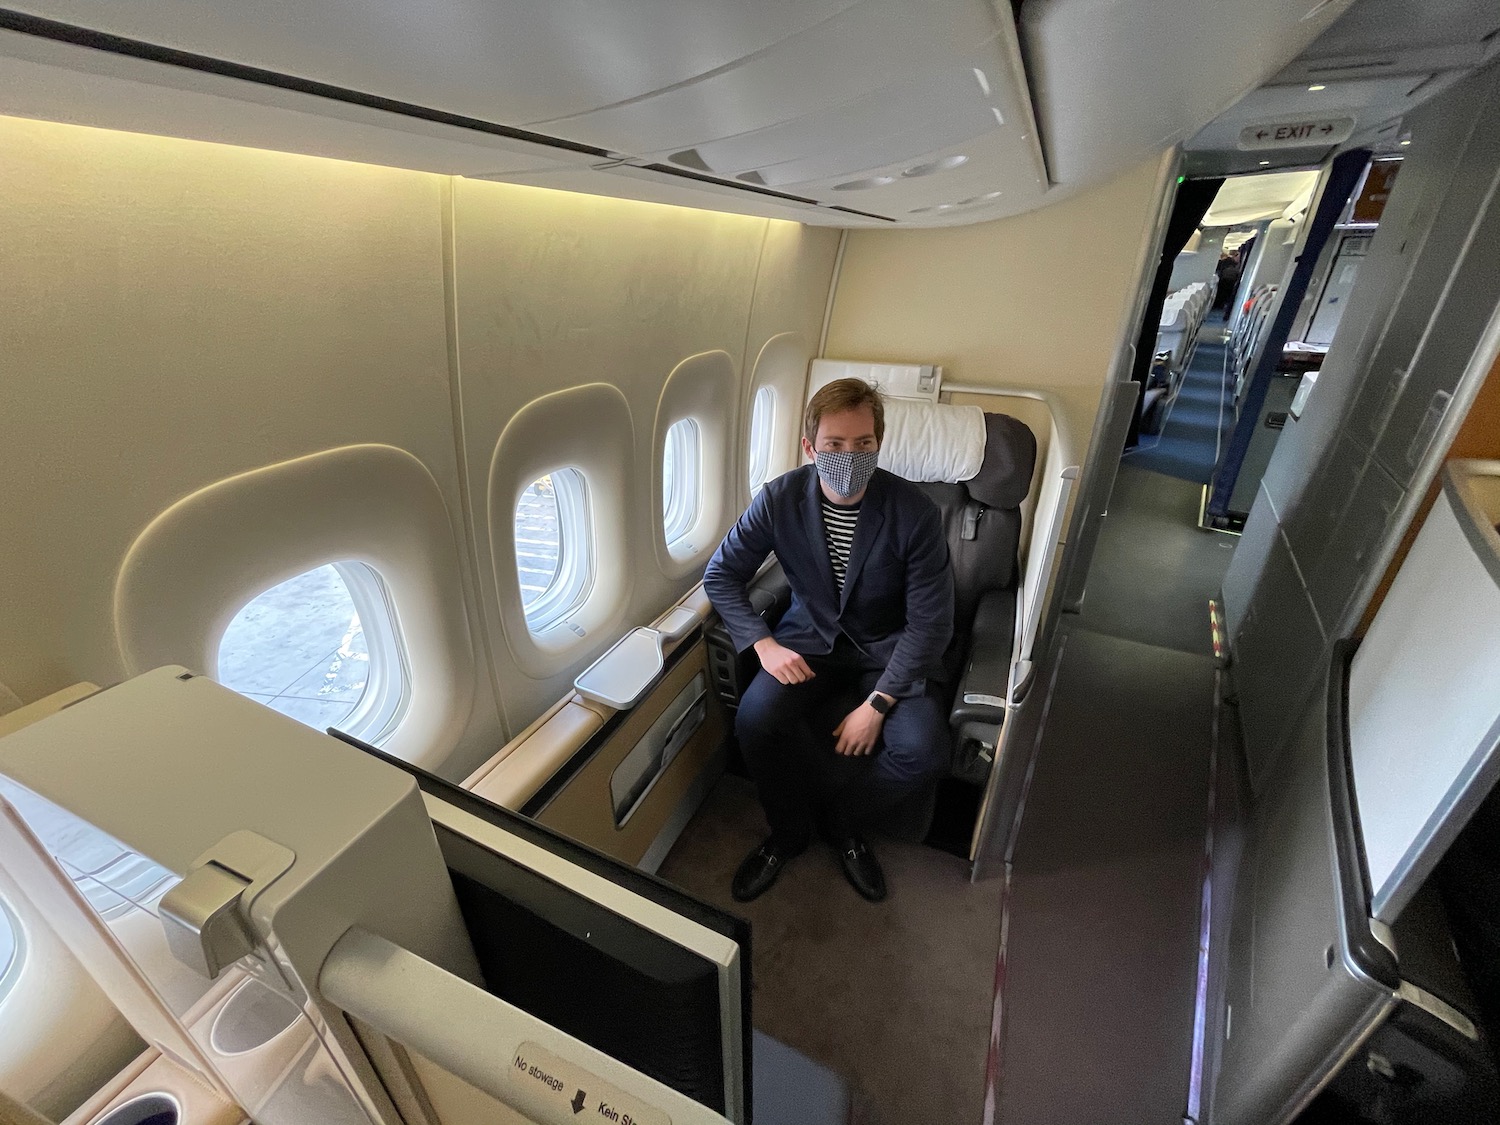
<box><xmin>879</xmin><ymin>400</ymin><xmax>986</xmax><ymax>483</ymax></box>
<box><xmin>878</xmin><ymin>400</ymin><xmax>1036</xmax><ymax>510</ymax></box>
<box><xmin>969</xmin><ymin>412</ymin><xmax>1037</xmax><ymax>510</ymax></box>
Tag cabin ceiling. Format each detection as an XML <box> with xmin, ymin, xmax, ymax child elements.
<box><xmin>1183</xmin><ymin>0</ymin><xmax>1500</xmax><ymax>177</ymax></box>
<box><xmin>0</xmin><ymin>0</ymin><xmax>1495</xmax><ymax>227</ymax></box>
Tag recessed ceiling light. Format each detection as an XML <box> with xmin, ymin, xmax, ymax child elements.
<box><xmin>1308</xmin><ymin>84</ymin><xmax>1326</xmax><ymax>91</ymax></box>
<box><xmin>1400</xmin><ymin>139</ymin><xmax>1411</xmax><ymax>146</ymax></box>
<box><xmin>973</xmin><ymin>68</ymin><xmax>991</xmax><ymax>97</ymax></box>
<box><xmin>902</xmin><ymin>154</ymin><xmax>969</xmax><ymax>178</ymax></box>
<box><xmin>1259</xmin><ymin>160</ymin><xmax>1271</xmax><ymax>165</ymax></box>
<box><xmin>832</xmin><ymin>175</ymin><xmax>896</xmax><ymax>192</ymax></box>
<box><xmin>991</xmin><ymin>107</ymin><xmax>1006</xmax><ymax>127</ymax></box>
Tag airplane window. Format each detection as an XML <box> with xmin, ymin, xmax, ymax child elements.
<box><xmin>516</xmin><ymin>469</ymin><xmax>592</xmax><ymax>632</ymax></box>
<box><xmin>217</xmin><ymin>562</ymin><xmax>409</xmax><ymax>742</ymax></box>
<box><xmin>663</xmin><ymin>418</ymin><xmax>702</xmax><ymax>547</ymax></box>
<box><xmin>0</xmin><ymin>895</ymin><xmax>21</xmax><ymax>1007</ymax></box>
<box><xmin>748</xmin><ymin>387</ymin><xmax>776</xmax><ymax>494</ymax></box>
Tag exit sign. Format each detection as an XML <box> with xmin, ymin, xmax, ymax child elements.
<box><xmin>1238</xmin><ymin>118</ymin><xmax>1355</xmax><ymax>150</ymax></box>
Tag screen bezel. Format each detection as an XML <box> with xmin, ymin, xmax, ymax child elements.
<box><xmin>329</xmin><ymin>728</ymin><xmax>751</xmax><ymax>1122</ymax></box>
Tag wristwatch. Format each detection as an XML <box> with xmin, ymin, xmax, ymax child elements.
<box><xmin>866</xmin><ymin>692</ymin><xmax>893</xmax><ymax>715</ymax></box>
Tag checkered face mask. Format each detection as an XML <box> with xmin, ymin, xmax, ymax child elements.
<box><xmin>814</xmin><ymin>449</ymin><xmax>879</xmax><ymax>498</ymax></box>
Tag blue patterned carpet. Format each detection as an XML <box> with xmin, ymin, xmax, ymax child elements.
<box><xmin>1127</xmin><ymin>320</ymin><xmax>1233</xmax><ymax>485</ymax></box>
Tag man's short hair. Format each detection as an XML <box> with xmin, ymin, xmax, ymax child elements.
<box><xmin>803</xmin><ymin>378</ymin><xmax>886</xmax><ymax>445</ymax></box>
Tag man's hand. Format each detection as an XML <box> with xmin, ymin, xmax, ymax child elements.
<box><xmin>833</xmin><ymin>700</ymin><xmax>887</xmax><ymax>756</ymax></box>
<box><xmin>754</xmin><ymin>638</ymin><xmax>816</xmax><ymax>685</ymax></box>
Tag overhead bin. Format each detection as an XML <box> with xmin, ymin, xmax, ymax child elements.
<box><xmin>0</xmin><ymin>0</ymin><xmax>1048</xmax><ymax>224</ymax></box>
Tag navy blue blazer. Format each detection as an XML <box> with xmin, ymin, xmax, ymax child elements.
<box><xmin>703</xmin><ymin>465</ymin><xmax>954</xmax><ymax>699</ymax></box>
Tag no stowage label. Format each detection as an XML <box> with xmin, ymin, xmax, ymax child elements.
<box><xmin>509</xmin><ymin>1042</ymin><xmax>671</xmax><ymax>1125</ymax></box>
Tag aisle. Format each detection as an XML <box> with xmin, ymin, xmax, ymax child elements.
<box><xmin>1129</xmin><ymin>320</ymin><xmax>1233</xmax><ymax>485</ymax></box>
<box><xmin>989</xmin><ymin>463</ymin><xmax>1237</xmax><ymax>1124</ymax></box>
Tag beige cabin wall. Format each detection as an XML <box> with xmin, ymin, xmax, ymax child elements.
<box><xmin>0</xmin><ymin>113</ymin><xmax>839</xmax><ymax>775</ymax></box>
<box><xmin>824</xmin><ymin>152</ymin><xmax>1172</xmax><ymax>452</ymax></box>
<box><xmin>450</xmin><ymin>179</ymin><xmax>838</xmax><ymax>732</ymax></box>
<box><xmin>0</xmin><ymin>116</ymin><xmax>468</xmax><ymax>719</ymax></box>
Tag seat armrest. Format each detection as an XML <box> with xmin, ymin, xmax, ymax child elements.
<box><xmin>950</xmin><ymin>587</ymin><xmax>1017</xmax><ymax>729</ymax></box>
<box><xmin>747</xmin><ymin>559</ymin><xmax>791</xmax><ymax>625</ymax></box>
<box><xmin>705</xmin><ymin>559</ymin><xmax>790</xmax><ymax>707</ymax></box>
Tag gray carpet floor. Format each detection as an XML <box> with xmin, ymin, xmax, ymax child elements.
<box><xmin>994</xmin><ymin>629</ymin><xmax>1218</xmax><ymax>1125</ymax></box>
<box><xmin>658</xmin><ymin>775</ymin><xmax>1003</xmax><ymax>1125</ymax></box>
<box><xmin>1074</xmin><ymin>463</ymin><xmax>1238</xmax><ymax>656</ymax></box>
<box><xmin>986</xmin><ymin>463</ymin><xmax>1235</xmax><ymax>1123</ymax></box>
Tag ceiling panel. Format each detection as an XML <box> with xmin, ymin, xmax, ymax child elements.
<box><xmin>532</xmin><ymin>0</ymin><xmax>998</xmax><ymax>151</ymax></box>
<box><xmin>0</xmin><ymin>27</ymin><xmax>588</xmax><ymax>175</ymax></box>
<box><xmin>4</xmin><ymin>0</ymin><xmax>863</xmax><ymax>125</ymax></box>
<box><xmin>1020</xmin><ymin>0</ymin><xmax>1358</xmax><ymax>185</ymax></box>
<box><xmin>1300</xmin><ymin>0</ymin><xmax>1500</xmax><ymax>58</ymax></box>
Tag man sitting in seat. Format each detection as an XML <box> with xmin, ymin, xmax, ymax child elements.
<box><xmin>703</xmin><ymin>378</ymin><xmax>954</xmax><ymax>902</ymax></box>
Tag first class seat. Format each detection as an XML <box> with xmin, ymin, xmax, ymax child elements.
<box><xmin>705</xmin><ymin>405</ymin><xmax>1038</xmax><ymax>824</ymax></box>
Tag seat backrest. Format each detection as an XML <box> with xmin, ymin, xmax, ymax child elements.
<box><xmin>880</xmin><ymin>404</ymin><xmax>1037</xmax><ymax>680</ymax></box>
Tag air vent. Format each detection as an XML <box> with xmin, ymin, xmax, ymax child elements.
<box><xmin>736</xmin><ymin>171</ymin><xmax>767</xmax><ymax>185</ymax></box>
<box><xmin>668</xmin><ymin>148</ymin><xmax>713</xmax><ymax>172</ymax></box>
<box><xmin>833</xmin><ymin>175</ymin><xmax>896</xmax><ymax>191</ymax></box>
<box><xmin>1305</xmin><ymin>59</ymin><xmax>1400</xmax><ymax>76</ymax></box>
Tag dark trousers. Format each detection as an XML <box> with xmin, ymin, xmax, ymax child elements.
<box><xmin>734</xmin><ymin>642</ymin><xmax>949</xmax><ymax>850</ymax></box>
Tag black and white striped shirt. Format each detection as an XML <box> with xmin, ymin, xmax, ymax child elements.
<box><xmin>821</xmin><ymin>499</ymin><xmax>860</xmax><ymax>589</ymax></box>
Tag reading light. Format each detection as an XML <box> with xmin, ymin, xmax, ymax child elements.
<box><xmin>902</xmin><ymin>154</ymin><xmax>969</xmax><ymax>178</ymax></box>
<box><xmin>1400</xmin><ymin>139</ymin><xmax>1411</xmax><ymax>146</ymax></box>
<box><xmin>1259</xmin><ymin>160</ymin><xmax>1271</xmax><ymax>166</ymax></box>
<box><xmin>1308</xmin><ymin>84</ymin><xmax>1326</xmax><ymax>91</ymax></box>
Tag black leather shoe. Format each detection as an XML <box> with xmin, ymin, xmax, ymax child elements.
<box><xmin>835</xmin><ymin>836</ymin><xmax>887</xmax><ymax>902</ymax></box>
<box><xmin>731</xmin><ymin>838</ymin><xmax>805</xmax><ymax>902</ymax></box>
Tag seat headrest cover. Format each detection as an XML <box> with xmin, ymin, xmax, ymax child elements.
<box><xmin>968</xmin><ymin>412</ymin><xmax>1038</xmax><ymax>510</ymax></box>
<box><xmin>878</xmin><ymin>400</ymin><xmax>986</xmax><ymax>484</ymax></box>
<box><xmin>877</xmin><ymin>401</ymin><xmax>1037</xmax><ymax>510</ymax></box>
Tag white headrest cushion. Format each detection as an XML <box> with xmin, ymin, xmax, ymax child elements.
<box><xmin>878</xmin><ymin>400</ymin><xmax>986</xmax><ymax>483</ymax></box>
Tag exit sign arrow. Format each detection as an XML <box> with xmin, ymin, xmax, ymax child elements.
<box><xmin>572</xmin><ymin>1090</ymin><xmax>587</xmax><ymax>1115</ymax></box>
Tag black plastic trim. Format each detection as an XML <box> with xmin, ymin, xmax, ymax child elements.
<box><xmin>328</xmin><ymin>712</ymin><xmax>737</xmax><ymax>943</ymax></box>
<box><xmin>1326</xmin><ymin>638</ymin><xmax>1401</xmax><ymax>989</ymax></box>
<box><xmin>638</xmin><ymin>162</ymin><xmax>896</xmax><ymax>222</ymax></box>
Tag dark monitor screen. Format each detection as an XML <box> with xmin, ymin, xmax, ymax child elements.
<box><xmin>329</xmin><ymin>729</ymin><xmax>752</xmax><ymax>1121</ymax></box>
